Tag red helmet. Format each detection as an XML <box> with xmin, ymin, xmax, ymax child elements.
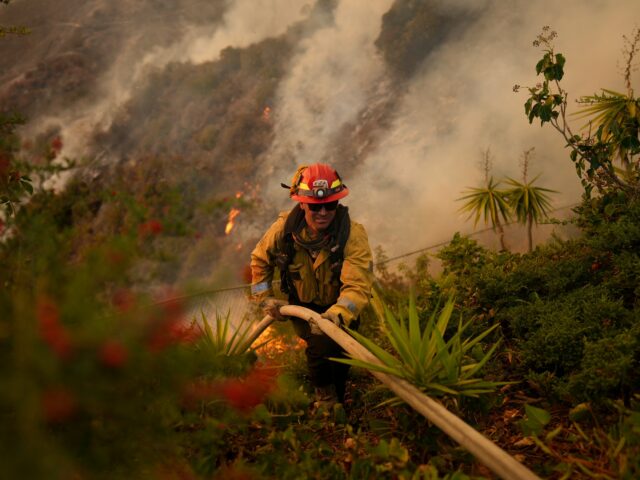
<box><xmin>287</xmin><ymin>163</ymin><xmax>349</xmax><ymax>204</ymax></box>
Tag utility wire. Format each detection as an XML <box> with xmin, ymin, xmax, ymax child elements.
<box><xmin>375</xmin><ymin>202</ymin><xmax>579</xmax><ymax>266</ymax></box>
<box><xmin>154</xmin><ymin>202</ymin><xmax>580</xmax><ymax>303</ymax></box>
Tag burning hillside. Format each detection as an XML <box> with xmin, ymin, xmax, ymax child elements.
<box><xmin>2</xmin><ymin>0</ymin><xmax>636</xmax><ymax>287</ymax></box>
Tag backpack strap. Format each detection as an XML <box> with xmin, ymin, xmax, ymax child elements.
<box><xmin>328</xmin><ymin>205</ymin><xmax>350</xmax><ymax>286</ymax></box>
<box><xmin>276</xmin><ymin>204</ymin><xmax>305</xmax><ymax>302</ymax></box>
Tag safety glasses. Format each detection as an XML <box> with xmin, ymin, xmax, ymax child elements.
<box><xmin>307</xmin><ymin>201</ymin><xmax>339</xmax><ymax>212</ymax></box>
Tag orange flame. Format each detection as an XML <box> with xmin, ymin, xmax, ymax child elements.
<box><xmin>225</xmin><ymin>208</ymin><xmax>241</xmax><ymax>235</ymax></box>
<box><xmin>235</xmin><ymin>191</ymin><xmax>243</xmax><ymax>199</ymax></box>
<box><xmin>262</xmin><ymin>106</ymin><xmax>271</xmax><ymax>121</ymax></box>
<box><xmin>255</xmin><ymin>327</ymin><xmax>305</xmax><ymax>360</ymax></box>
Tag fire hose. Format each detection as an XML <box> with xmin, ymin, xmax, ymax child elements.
<box><xmin>243</xmin><ymin>306</ymin><xmax>540</xmax><ymax>480</ymax></box>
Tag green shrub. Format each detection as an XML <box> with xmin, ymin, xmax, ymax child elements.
<box><xmin>507</xmin><ymin>286</ymin><xmax>631</xmax><ymax>376</ymax></box>
<box><xmin>568</xmin><ymin>327</ymin><xmax>640</xmax><ymax>402</ymax></box>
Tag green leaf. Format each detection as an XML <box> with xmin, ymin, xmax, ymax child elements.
<box><xmin>332</xmin><ymin>357</ymin><xmax>403</xmax><ymax>378</ymax></box>
<box><xmin>525</xmin><ymin>404</ymin><xmax>551</xmax><ymax>427</ymax></box>
<box><xmin>545</xmin><ymin>425</ymin><xmax>563</xmax><ymax>442</ymax></box>
<box><xmin>21</xmin><ymin>180</ymin><xmax>33</xmax><ymax>195</ymax></box>
<box><xmin>408</xmin><ymin>288</ymin><xmax>421</xmax><ymax>354</ymax></box>
<box><xmin>346</xmin><ymin>328</ymin><xmax>404</xmax><ymax>370</ymax></box>
<box><xmin>388</xmin><ymin>438</ymin><xmax>409</xmax><ymax>463</ymax></box>
<box><xmin>382</xmin><ymin>306</ymin><xmax>415</xmax><ymax>366</ymax></box>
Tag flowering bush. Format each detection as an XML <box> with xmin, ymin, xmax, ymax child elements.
<box><xmin>0</xmin><ymin>181</ymin><xmax>282</xmax><ymax>478</ymax></box>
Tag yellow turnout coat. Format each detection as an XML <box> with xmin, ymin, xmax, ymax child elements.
<box><xmin>250</xmin><ymin>211</ymin><xmax>373</xmax><ymax>326</ymax></box>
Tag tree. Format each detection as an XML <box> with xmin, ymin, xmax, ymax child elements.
<box><xmin>516</xmin><ymin>26</ymin><xmax>640</xmax><ymax>198</ymax></box>
<box><xmin>0</xmin><ymin>4</ymin><xmax>70</xmax><ymax>224</ymax></box>
<box><xmin>503</xmin><ymin>148</ymin><xmax>556</xmax><ymax>252</ymax></box>
<box><xmin>458</xmin><ymin>148</ymin><xmax>511</xmax><ymax>250</ymax></box>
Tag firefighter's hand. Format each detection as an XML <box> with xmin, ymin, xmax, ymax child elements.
<box><xmin>309</xmin><ymin>319</ymin><xmax>323</xmax><ymax>336</ymax></box>
<box><xmin>321</xmin><ymin>310</ymin><xmax>343</xmax><ymax>327</ymax></box>
<box><xmin>309</xmin><ymin>311</ymin><xmax>342</xmax><ymax>335</ymax></box>
<box><xmin>259</xmin><ymin>298</ymin><xmax>288</xmax><ymax>321</ymax></box>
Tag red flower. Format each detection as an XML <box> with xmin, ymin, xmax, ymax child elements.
<box><xmin>37</xmin><ymin>296</ymin><xmax>73</xmax><ymax>360</ymax></box>
<box><xmin>51</xmin><ymin>136</ymin><xmax>63</xmax><ymax>153</ymax></box>
<box><xmin>169</xmin><ymin>321</ymin><xmax>202</xmax><ymax>344</ymax></box>
<box><xmin>107</xmin><ymin>248</ymin><xmax>126</xmax><ymax>265</ymax></box>
<box><xmin>99</xmin><ymin>340</ymin><xmax>129</xmax><ymax>368</ymax></box>
<box><xmin>146</xmin><ymin>297</ymin><xmax>200</xmax><ymax>352</ymax></box>
<box><xmin>218</xmin><ymin>364</ymin><xmax>279</xmax><ymax>413</ymax></box>
<box><xmin>182</xmin><ymin>380</ymin><xmax>219</xmax><ymax>409</ymax></box>
<box><xmin>184</xmin><ymin>365</ymin><xmax>279</xmax><ymax>413</ymax></box>
<box><xmin>220</xmin><ymin>380</ymin><xmax>264</xmax><ymax>413</ymax></box>
<box><xmin>112</xmin><ymin>288</ymin><xmax>135</xmax><ymax>313</ymax></box>
<box><xmin>41</xmin><ymin>387</ymin><xmax>77</xmax><ymax>423</ymax></box>
<box><xmin>161</xmin><ymin>297</ymin><xmax>184</xmax><ymax>322</ymax></box>
<box><xmin>148</xmin><ymin>320</ymin><xmax>200</xmax><ymax>352</ymax></box>
<box><xmin>138</xmin><ymin>219</ymin><xmax>163</xmax><ymax>237</ymax></box>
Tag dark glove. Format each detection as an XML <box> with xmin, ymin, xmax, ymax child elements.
<box><xmin>259</xmin><ymin>297</ymin><xmax>288</xmax><ymax>321</ymax></box>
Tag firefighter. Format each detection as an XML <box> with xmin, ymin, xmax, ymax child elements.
<box><xmin>250</xmin><ymin>163</ymin><xmax>373</xmax><ymax>408</ymax></box>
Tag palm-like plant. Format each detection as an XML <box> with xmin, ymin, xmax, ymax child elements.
<box><xmin>503</xmin><ymin>176</ymin><xmax>556</xmax><ymax>253</ymax></box>
<box><xmin>574</xmin><ymin>89</ymin><xmax>640</xmax><ymax>167</ymax></box>
<box><xmin>458</xmin><ymin>177</ymin><xmax>511</xmax><ymax>250</ymax></box>
<box><xmin>334</xmin><ymin>296</ymin><xmax>506</xmax><ymax>402</ymax></box>
<box><xmin>504</xmin><ymin>149</ymin><xmax>556</xmax><ymax>252</ymax></box>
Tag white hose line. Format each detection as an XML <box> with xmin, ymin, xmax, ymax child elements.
<box><xmin>234</xmin><ymin>314</ymin><xmax>276</xmax><ymax>353</ymax></box>
<box><xmin>279</xmin><ymin>305</ymin><xmax>540</xmax><ymax>480</ymax></box>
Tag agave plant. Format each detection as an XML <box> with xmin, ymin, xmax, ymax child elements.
<box><xmin>195</xmin><ymin>310</ymin><xmax>270</xmax><ymax>356</ymax></box>
<box><xmin>335</xmin><ymin>296</ymin><xmax>506</xmax><ymax>400</ymax></box>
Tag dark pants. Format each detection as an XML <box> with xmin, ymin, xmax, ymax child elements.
<box><xmin>289</xmin><ymin>301</ymin><xmax>359</xmax><ymax>404</ymax></box>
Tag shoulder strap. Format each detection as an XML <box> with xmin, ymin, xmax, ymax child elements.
<box><xmin>328</xmin><ymin>205</ymin><xmax>350</xmax><ymax>284</ymax></box>
<box><xmin>276</xmin><ymin>205</ymin><xmax>305</xmax><ymax>300</ymax></box>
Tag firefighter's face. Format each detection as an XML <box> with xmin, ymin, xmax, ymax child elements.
<box><xmin>301</xmin><ymin>202</ymin><xmax>337</xmax><ymax>234</ymax></box>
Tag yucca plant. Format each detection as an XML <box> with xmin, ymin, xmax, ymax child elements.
<box><xmin>335</xmin><ymin>296</ymin><xmax>506</xmax><ymax>401</ymax></box>
<box><xmin>504</xmin><ymin>148</ymin><xmax>557</xmax><ymax>252</ymax></box>
<box><xmin>458</xmin><ymin>177</ymin><xmax>511</xmax><ymax>251</ymax></box>
<box><xmin>504</xmin><ymin>177</ymin><xmax>556</xmax><ymax>253</ymax></box>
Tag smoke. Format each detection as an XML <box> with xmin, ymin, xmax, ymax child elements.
<box><xmin>5</xmin><ymin>0</ymin><xmax>639</xmax><ymax>277</ymax></box>
<box><xmin>140</xmin><ymin>0</ymin><xmax>310</xmax><ymax>67</ymax></box>
<box><xmin>30</xmin><ymin>0</ymin><xmax>310</xmax><ymax>163</ymax></box>
<box><xmin>263</xmin><ymin>0</ymin><xmax>395</xmax><ymax>203</ymax></box>
<box><xmin>344</xmin><ymin>0</ymin><xmax>639</xmax><ymax>257</ymax></box>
